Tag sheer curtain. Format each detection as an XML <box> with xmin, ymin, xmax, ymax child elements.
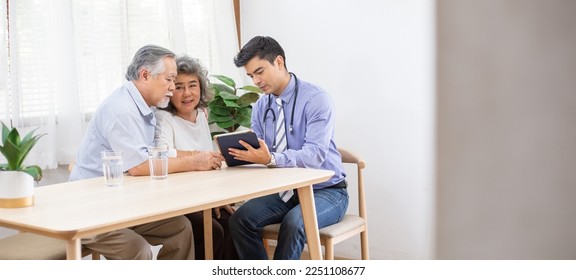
<box><xmin>1</xmin><ymin>0</ymin><xmax>241</xmax><ymax>169</ymax></box>
<box><xmin>0</xmin><ymin>2</ymin><xmax>8</xmax><ymax>122</ymax></box>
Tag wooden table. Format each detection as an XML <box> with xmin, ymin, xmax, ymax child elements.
<box><xmin>0</xmin><ymin>165</ymin><xmax>333</xmax><ymax>260</ymax></box>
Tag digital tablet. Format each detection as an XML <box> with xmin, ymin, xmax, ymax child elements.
<box><xmin>213</xmin><ymin>130</ymin><xmax>261</xmax><ymax>166</ymax></box>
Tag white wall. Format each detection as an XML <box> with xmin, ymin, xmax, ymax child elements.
<box><xmin>436</xmin><ymin>0</ymin><xmax>576</xmax><ymax>259</ymax></box>
<box><xmin>240</xmin><ymin>0</ymin><xmax>435</xmax><ymax>259</ymax></box>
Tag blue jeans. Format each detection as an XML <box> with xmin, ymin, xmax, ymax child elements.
<box><xmin>229</xmin><ymin>186</ymin><xmax>349</xmax><ymax>260</ymax></box>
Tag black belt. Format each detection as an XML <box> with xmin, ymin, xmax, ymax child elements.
<box><xmin>291</xmin><ymin>180</ymin><xmax>347</xmax><ymax>202</ymax></box>
<box><xmin>327</xmin><ymin>179</ymin><xmax>347</xmax><ymax>189</ymax></box>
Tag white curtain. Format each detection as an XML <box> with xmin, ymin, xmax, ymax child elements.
<box><xmin>0</xmin><ymin>1</ymin><xmax>8</xmax><ymax>123</ymax></box>
<box><xmin>0</xmin><ymin>0</ymin><xmax>241</xmax><ymax>169</ymax></box>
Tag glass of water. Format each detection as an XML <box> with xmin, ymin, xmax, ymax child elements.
<box><xmin>101</xmin><ymin>150</ymin><xmax>123</xmax><ymax>187</ymax></box>
<box><xmin>148</xmin><ymin>142</ymin><xmax>169</xmax><ymax>180</ymax></box>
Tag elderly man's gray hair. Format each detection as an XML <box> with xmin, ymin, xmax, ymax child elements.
<box><xmin>125</xmin><ymin>45</ymin><xmax>176</xmax><ymax>81</ymax></box>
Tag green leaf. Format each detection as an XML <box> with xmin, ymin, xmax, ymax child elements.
<box><xmin>208</xmin><ymin>100</ymin><xmax>235</xmax><ymax>116</ymax></box>
<box><xmin>1</xmin><ymin>138</ymin><xmax>23</xmax><ymax>170</ymax></box>
<box><xmin>209</xmin><ymin>108</ymin><xmax>233</xmax><ymax>117</ymax></box>
<box><xmin>209</xmin><ymin>113</ymin><xmax>234</xmax><ymax>123</ymax></box>
<box><xmin>212</xmin><ymin>75</ymin><xmax>236</xmax><ymax>88</ymax></box>
<box><xmin>222</xmin><ymin>99</ymin><xmax>241</xmax><ymax>108</ymax></box>
<box><xmin>216</xmin><ymin>119</ymin><xmax>237</xmax><ymax>130</ymax></box>
<box><xmin>209</xmin><ymin>96</ymin><xmax>225</xmax><ymax>105</ymax></box>
<box><xmin>206</xmin><ymin>75</ymin><xmax>263</xmax><ymax>132</ymax></box>
<box><xmin>16</xmin><ymin>133</ymin><xmax>45</xmax><ymax>170</ymax></box>
<box><xmin>23</xmin><ymin>165</ymin><xmax>43</xmax><ymax>182</ymax></box>
<box><xmin>21</xmin><ymin>127</ymin><xmax>40</xmax><ymax>143</ymax></box>
<box><xmin>236</xmin><ymin>107</ymin><xmax>253</xmax><ymax>128</ymax></box>
<box><xmin>0</xmin><ymin>122</ymin><xmax>46</xmax><ymax>180</ymax></box>
<box><xmin>237</xmin><ymin>92</ymin><xmax>261</xmax><ymax>107</ymax></box>
<box><xmin>211</xmin><ymin>83</ymin><xmax>234</xmax><ymax>95</ymax></box>
<box><xmin>1</xmin><ymin>122</ymin><xmax>10</xmax><ymax>144</ymax></box>
<box><xmin>6</xmin><ymin>127</ymin><xmax>21</xmax><ymax>147</ymax></box>
<box><xmin>239</xmin><ymin>85</ymin><xmax>263</xmax><ymax>93</ymax></box>
<box><xmin>216</xmin><ymin>91</ymin><xmax>241</xmax><ymax>108</ymax></box>
<box><xmin>219</xmin><ymin>91</ymin><xmax>240</xmax><ymax>101</ymax></box>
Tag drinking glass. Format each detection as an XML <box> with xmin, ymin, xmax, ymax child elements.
<box><xmin>101</xmin><ymin>151</ymin><xmax>123</xmax><ymax>187</ymax></box>
<box><xmin>148</xmin><ymin>143</ymin><xmax>168</xmax><ymax>180</ymax></box>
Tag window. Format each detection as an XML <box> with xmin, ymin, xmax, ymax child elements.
<box><xmin>0</xmin><ymin>0</ymin><xmax>240</xmax><ymax>168</ymax></box>
<box><xmin>0</xmin><ymin>1</ymin><xmax>9</xmax><ymax>122</ymax></box>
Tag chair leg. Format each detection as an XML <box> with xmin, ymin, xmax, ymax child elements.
<box><xmin>92</xmin><ymin>251</ymin><xmax>100</xmax><ymax>261</ymax></box>
<box><xmin>263</xmin><ymin>239</ymin><xmax>271</xmax><ymax>258</ymax></box>
<box><xmin>91</xmin><ymin>252</ymin><xmax>101</xmax><ymax>260</ymax></box>
<box><xmin>324</xmin><ymin>239</ymin><xmax>334</xmax><ymax>260</ymax></box>
<box><xmin>360</xmin><ymin>231</ymin><xmax>369</xmax><ymax>260</ymax></box>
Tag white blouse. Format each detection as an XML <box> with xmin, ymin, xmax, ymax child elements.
<box><xmin>155</xmin><ymin>109</ymin><xmax>214</xmax><ymax>152</ymax></box>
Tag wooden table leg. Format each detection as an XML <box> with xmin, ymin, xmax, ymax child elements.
<box><xmin>203</xmin><ymin>209</ymin><xmax>213</xmax><ymax>260</ymax></box>
<box><xmin>66</xmin><ymin>239</ymin><xmax>82</xmax><ymax>260</ymax></box>
<box><xmin>297</xmin><ymin>185</ymin><xmax>323</xmax><ymax>260</ymax></box>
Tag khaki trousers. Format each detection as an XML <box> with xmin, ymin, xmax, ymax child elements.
<box><xmin>82</xmin><ymin>216</ymin><xmax>194</xmax><ymax>260</ymax></box>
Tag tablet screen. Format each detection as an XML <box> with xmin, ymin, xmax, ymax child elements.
<box><xmin>213</xmin><ymin>130</ymin><xmax>261</xmax><ymax>166</ymax></box>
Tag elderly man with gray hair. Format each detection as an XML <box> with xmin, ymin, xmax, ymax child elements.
<box><xmin>70</xmin><ymin>45</ymin><xmax>200</xmax><ymax>260</ymax></box>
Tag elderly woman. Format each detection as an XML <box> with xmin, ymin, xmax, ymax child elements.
<box><xmin>155</xmin><ymin>55</ymin><xmax>237</xmax><ymax>260</ymax></box>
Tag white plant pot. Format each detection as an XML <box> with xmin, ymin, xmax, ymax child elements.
<box><xmin>0</xmin><ymin>171</ymin><xmax>35</xmax><ymax>208</ymax></box>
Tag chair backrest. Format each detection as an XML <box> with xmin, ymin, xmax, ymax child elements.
<box><xmin>338</xmin><ymin>147</ymin><xmax>367</xmax><ymax>219</ymax></box>
<box><xmin>68</xmin><ymin>159</ymin><xmax>75</xmax><ymax>173</ymax></box>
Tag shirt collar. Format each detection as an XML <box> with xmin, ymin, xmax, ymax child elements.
<box><xmin>277</xmin><ymin>74</ymin><xmax>297</xmax><ymax>104</ymax></box>
<box><xmin>125</xmin><ymin>81</ymin><xmax>156</xmax><ymax>124</ymax></box>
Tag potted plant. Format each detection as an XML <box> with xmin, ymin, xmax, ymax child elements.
<box><xmin>208</xmin><ymin>75</ymin><xmax>262</xmax><ymax>135</ymax></box>
<box><xmin>0</xmin><ymin>122</ymin><xmax>46</xmax><ymax>208</ymax></box>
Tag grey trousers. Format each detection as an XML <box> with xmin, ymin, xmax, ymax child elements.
<box><xmin>82</xmin><ymin>216</ymin><xmax>194</xmax><ymax>260</ymax></box>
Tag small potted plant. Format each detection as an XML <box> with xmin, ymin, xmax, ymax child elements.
<box><xmin>208</xmin><ymin>75</ymin><xmax>262</xmax><ymax>135</ymax></box>
<box><xmin>0</xmin><ymin>122</ymin><xmax>46</xmax><ymax>208</ymax></box>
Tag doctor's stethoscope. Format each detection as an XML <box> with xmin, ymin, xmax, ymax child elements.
<box><xmin>263</xmin><ymin>73</ymin><xmax>299</xmax><ymax>150</ymax></box>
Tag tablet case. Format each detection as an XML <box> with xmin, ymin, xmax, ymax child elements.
<box><xmin>214</xmin><ymin>130</ymin><xmax>261</xmax><ymax>166</ymax></box>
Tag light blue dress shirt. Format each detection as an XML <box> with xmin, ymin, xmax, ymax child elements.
<box><xmin>69</xmin><ymin>81</ymin><xmax>154</xmax><ymax>181</ymax></box>
<box><xmin>251</xmin><ymin>74</ymin><xmax>346</xmax><ymax>188</ymax></box>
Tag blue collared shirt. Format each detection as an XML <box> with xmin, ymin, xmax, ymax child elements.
<box><xmin>69</xmin><ymin>81</ymin><xmax>154</xmax><ymax>181</ymax></box>
<box><xmin>251</xmin><ymin>74</ymin><xmax>346</xmax><ymax>189</ymax></box>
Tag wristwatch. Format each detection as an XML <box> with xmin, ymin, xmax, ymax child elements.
<box><xmin>266</xmin><ymin>153</ymin><xmax>277</xmax><ymax>168</ymax></box>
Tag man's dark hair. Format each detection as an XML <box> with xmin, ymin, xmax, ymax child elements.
<box><xmin>234</xmin><ymin>36</ymin><xmax>287</xmax><ymax>70</ymax></box>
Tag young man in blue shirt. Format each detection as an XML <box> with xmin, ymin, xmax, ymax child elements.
<box><xmin>228</xmin><ymin>36</ymin><xmax>349</xmax><ymax>260</ymax></box>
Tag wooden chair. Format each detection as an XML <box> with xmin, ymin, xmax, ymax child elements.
<box><xmin>0</xmin><ymin>232</ymin><xmax>100</xmax><ymax>260</ymax></box>
<box><xmin>261</xmin><ymin>147</ymin><xmax>369</xmax><ymax>260</ymax></box>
